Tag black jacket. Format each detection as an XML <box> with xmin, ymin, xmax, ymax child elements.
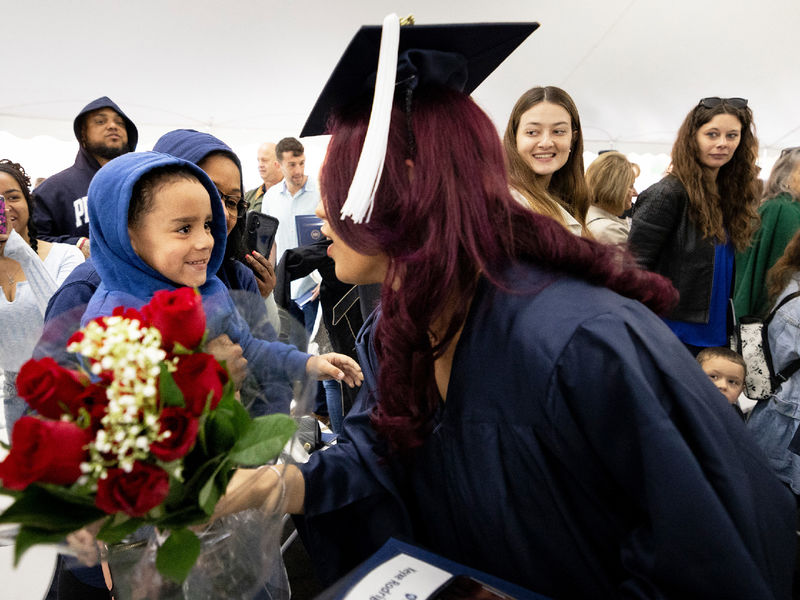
<box><xmin>629</xmin><ymin>175</ymin><xmax>716</xmax><ymax>323</ymax></box>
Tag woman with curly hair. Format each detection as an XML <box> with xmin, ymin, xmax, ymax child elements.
<box><xmin>0</xmin><ymin>160</ymin><xmax>84</xmax><ymax>431</ymax></box>
<box><xmin>503</xmin><ymin>85</ymin><xmax>590</xmax><ymax>235</ymax></box>
<box><xmin>734</xmin><ymin>147</ymin><xmax>800</xmax><ymax>319</ymax></box>
<box><xmin>215</xmin><ymin>21</ymin><xmax>793</xmax><ymax>599</ymax></box>
<box><xmin>629</xmin><ymin>97</ymin><xmax>760</xmax><ymax>352</ymax></box>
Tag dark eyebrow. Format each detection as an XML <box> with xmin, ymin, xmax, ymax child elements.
<box><xmin>522</xmin><ymin>120</ymin><xmax>570</xmax><ymax>127</ymax></box>
<box><xmin>169</xmin><ymin>216</ymin><xmax>202</xmax><ymax>224</ymax></box>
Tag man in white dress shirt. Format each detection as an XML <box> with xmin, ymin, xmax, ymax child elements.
<box><xmin>261</xmin><ymin>137</ymin><xmax>320</xmax><ymax>333</ymax></box>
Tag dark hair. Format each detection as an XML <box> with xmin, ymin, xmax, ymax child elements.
<box><xmin>503</xmin><ymin>86</ymin><xmax>590</xmax><ymax>226</ymax></box>
<box><xmin>767</xmin><ymin>228</ymin><xmax>800</xmax><ymax>306</ymax></box>
<box><xmin>321</xmin><ymin>86</ymin><xmax>677</xmax><ymax>452</ymax></box>
<box><xmin>696</xmin><ymin>346</ymin><xmax>747</xmax><ymax>375</ymax></box>
<box><xmin>275</xmin><ymin>137</ymin><xmax>304</xmax><ymax>162</ymax></box>
<box><xmin>671</xmin><ymin>100</ymin><xmax>760</xmax><ymax>251</ymax></box>
<box><xmin>128</xmin><ymin>165</ymin><xmax>202</xmax><ymax>229</ymax></box>
<box><xmin>0</xmin><ymin>159</ymin><xmax>38</xmax><ymax>252</ymax></box>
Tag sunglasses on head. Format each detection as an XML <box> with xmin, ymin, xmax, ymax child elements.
<box><xmin>698</xmin><ymin>97</ymin><xmax>748</xmax><ymax>109</ymax></box>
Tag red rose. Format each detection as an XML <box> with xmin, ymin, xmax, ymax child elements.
<box><xmin>0</xmin><ymin>417</ymin><xmax>90</xmax><ymax>490</ymax></box>
<box><xmin>150</xmin><ymin>408</ymin><xmax>199</xmax><ymax>462</ymax></box>
<box><xmin>142</xmin><ymin>288</ymin><xmax>205</xmax><ymax>352</ymax></box>
<box><xmin>95</xmin><ymin>461</ymin><xmax>169</xmax><ymax>517</ymax></box>
<box><xmin>171</xmin><ymin>353</ymin><xmax>229</xmax><ymax>416</ymax></box>
<box><xmin>16</xmin><ymin>357</ymin><xmax>86</xmax><ymax>419</ymax></box>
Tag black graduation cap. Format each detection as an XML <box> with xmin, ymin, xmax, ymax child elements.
<box><xmin>300</xmin><ymin>21</ymin><xmax>539</xmax><ymax>138</ymax></box>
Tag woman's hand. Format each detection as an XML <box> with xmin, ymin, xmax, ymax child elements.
<box><xmin>212</xmin><ymin>466</ymin><xmax>283</xmax><ymax>519</ymax></box>
<box><xmin>305</xmin><ymin>353</ymin><xmax>363</xmax><ymax>387</ymax></box>
<box><xmin>213</xmin><ymin>464</ymin><xmax>305</xmax><ymax>519</ymax></box>
<box><xmin>245</xmin><ymin>251</ymin><xmax>276</xmax><ymax>299</ymax></box>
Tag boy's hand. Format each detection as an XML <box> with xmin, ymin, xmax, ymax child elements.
<box><xmin>305</xmin><ymin>353</ymin><xmax>363</xmax><ymax>387</ymax></box>
<box><xmin>206</xmin><ymin>334</ymin><xmax>247</xmax><ymax>390</ymax></box>
<box><xmin>245</xmin><ymin>250</ymin><xmax>276</xmax><ymax>299</ymax></box>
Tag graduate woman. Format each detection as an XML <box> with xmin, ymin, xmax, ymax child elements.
<box><xmin>217</xmin><ymin>18</ymin><xmax>794</xmax><ymax>599</ymax></box>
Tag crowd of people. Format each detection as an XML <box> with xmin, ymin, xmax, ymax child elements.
<box><xmin>3</xmin><ymin>16</ymin><xmax>800</xmax><ymax>600</ymax></box>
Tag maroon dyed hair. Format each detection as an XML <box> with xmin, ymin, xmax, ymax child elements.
<box><xmin>321</xmin><ymin>86</ymin><xmax>677</xmax><ymax>452</ymax></box>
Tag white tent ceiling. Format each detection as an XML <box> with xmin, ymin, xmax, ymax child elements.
<box><xmin>3</xmin><ymin>0</ymin><xmax>799</xmax><ymax>186</ymax></box>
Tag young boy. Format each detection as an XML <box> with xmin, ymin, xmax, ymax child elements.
<box><xmin>82</xmin><ymin>151</ymin><xmax>362</xmax><ymax>411</ymax></box>
<box><xmin>696</xmin><ymin>347</ymin><xmax>746</xmax><ymax>418</ymax></box>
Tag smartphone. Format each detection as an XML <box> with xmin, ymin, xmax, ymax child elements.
<box><xmin>0</xmin><ymin>195</ymin><xmax>6</xmax><ymax>235</ymax></box>
<box><xmin>245</xmin><ymin>212</ymin><xmax>279</xmax><ymax>257</ymax></box>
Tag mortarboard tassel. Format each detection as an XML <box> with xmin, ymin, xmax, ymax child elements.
<box><xmin>340</xmin><ymin>13</ymin><xmax>400</xmax><ymax>224</ymax></box>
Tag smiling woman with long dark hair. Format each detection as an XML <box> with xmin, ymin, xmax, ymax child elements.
<box><xmin>629</xmin><ymin>97</ymin><xmax>760</xmax><ymax>352</ymax></box>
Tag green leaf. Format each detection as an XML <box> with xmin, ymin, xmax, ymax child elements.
<box><xmin>155</xmin><ymin>528</ymin><xmax>201</xmax><ymax>583</ymax></box>
<box><xmin>97</xmin><ymin>515</ymin><xmax>144</xmax><ymax>545</ymax></box>
<box><xmin>197</xmin><ymin>459</ymin><xmax>231</xmax><ymax>515</ymax></box>
<box><xmin>171</xmin><ymin>341</ymin><xmax>193</xmax><ymax>355</ymax></box>
<box><xmin>230</xmin><ymin>414</ymin><xmax>296</xmax><ymax>466</ymax></box>
<box><xmin>14</xmin><ymin>525</ymin><xmax>73</xmax><ymax>566</ymax></box>
<box><xmin>159</xmin><ymin>362</ymin><xmax>185</xmax><ymax>408</ymax></box>
<box><xmin>0</xmin><ymin>485</ymin><xmax>105</xmax><ymax>531</ymax></box>
<box><xmin>213</xmin><ymin>392</ymin><xmax>249</xmax><ymax>437</ymax></box>
<box><xmin>39</xmin><ymin>482</ymin><xmax>100</xmax><ymax>507</ymax></box>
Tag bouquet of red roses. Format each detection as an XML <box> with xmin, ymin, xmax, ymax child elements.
<box><xmin>0</xmin><ymin>287</ymin><xmax>296</xmax><ymax>583</ymax></box>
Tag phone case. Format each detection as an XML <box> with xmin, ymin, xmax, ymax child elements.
<box><xmin>0</xmin><ymin>196</ymin><xmax>7</xmax><ymax>235</ymax></box>
<box><xmin>245</xmin><ymin>212</ymin><xmax>279</xmax><ymax>257</ymax></box>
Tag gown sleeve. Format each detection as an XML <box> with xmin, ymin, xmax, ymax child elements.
<box><xmin>549</xmin><ymin>309</ymin><xmax>795</xmax><ymax>599</ymax></box>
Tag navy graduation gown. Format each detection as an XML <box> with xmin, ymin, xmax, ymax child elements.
<box><xmin>298</xmin><ymin>264</ymin><xmax>795</xmax><ymax>599</ymax></box>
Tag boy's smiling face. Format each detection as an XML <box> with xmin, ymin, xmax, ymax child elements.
<box><xmin>129</xmin><ymin>178</ymin><xmax>214</xmax><ymax>288</ymax></box>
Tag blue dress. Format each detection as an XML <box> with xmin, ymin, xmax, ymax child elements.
<box><xmin>298</xmin><ymin>264</ymin><xmax>794</xmax><ymax>599</ymax></box>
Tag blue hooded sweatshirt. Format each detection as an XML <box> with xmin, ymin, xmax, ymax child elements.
<box><xmin>33</xmin><ymin>96</ymin><xmax>138</xmax><ymax>244</ymax></box>
<box><xmin>82</xmin><ymin>151</ymin><xmax>308</xmax><ymax>409</ymax></box>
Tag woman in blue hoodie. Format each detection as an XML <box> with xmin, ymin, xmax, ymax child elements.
<box><xmin>82</xmin><ymin>151</ymin><xmax>361</xmax><ymax>409</ymax></box>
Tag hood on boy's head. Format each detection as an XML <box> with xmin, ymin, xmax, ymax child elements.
<box><xmin>153</xmin><ymin>129</ymin><xmax>241</xmax><ymax>173</ymax></box>
<box><xmin>152</xmin><ymin>129</ymin><xmax>244</xmax><ymax>197</ymax></box>
<box><xmin>87</xmin><ymin>151</ymin><xmax>227</xmax><ymax>298</ymax></box>
<box><xmin>73</xmin><ymin>96</ymin><xmax>139</xmax><ymax>152</ymax></box>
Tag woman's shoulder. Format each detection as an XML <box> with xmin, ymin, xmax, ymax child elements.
<box><xmin>639</xmin><ymin>175</ymin><xmax>687</xmax><ymax>200</ymax></box>
<box><xmin>760</xmin><ymin>193</ymin><xmax>800</xmax><ymax>214</ymax></box>
<box><xmin>47</xmin><ymin>241</ymin><xmax>84</xmax><ymax>263</ymax></box>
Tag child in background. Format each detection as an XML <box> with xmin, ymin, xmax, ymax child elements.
<box><xmin>82</xmin><ymin>151</ymin><xmax>362</xmax><ymax>412</ymax></box>
<box><xmin>696</xmin><ymin>346</ymin><xmax>746</xmax><ymax>419</ymax></box>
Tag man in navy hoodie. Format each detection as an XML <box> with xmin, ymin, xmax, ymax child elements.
<box><xmin>32</xmin><ymin>96</ymin><xmax>138</xmax><ymax>254</ymax></box>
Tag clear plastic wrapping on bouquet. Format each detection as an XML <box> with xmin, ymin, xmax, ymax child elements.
<box><xmin>106</xmin><ymin>509</ymin><xmax>289</xmax><ymax>600</ymax></box>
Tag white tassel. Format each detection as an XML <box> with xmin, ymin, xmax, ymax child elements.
<box><xmin>340</xmin><ymin>13</ymin><xmax>400</xmax><ymax>224</ymax></box>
